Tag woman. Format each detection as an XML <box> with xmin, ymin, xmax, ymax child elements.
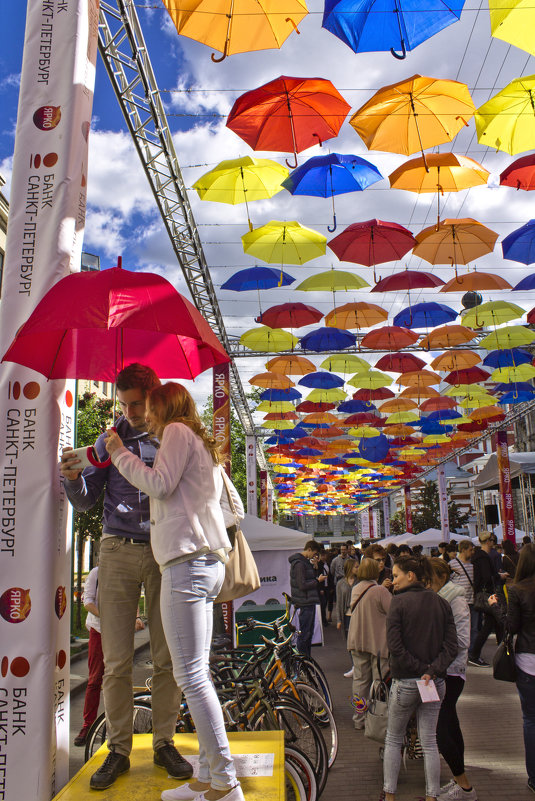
<box><xmin>336</xmin><ymin>557</ymin><xmax>360</xmax><ymax>677</ymax></box>
<box><xmin>105</xmin><ymin>382</ymin><xmax>244</xmax><ymax>801</ymax></box>
<box><xmin>346</xmin><ymin>558</ymin><xmax>391</xmax><ymax>730</ymax></box>
<box><xmin>383</xmin><ymin>555</ymin><xmax>458</xmax><ymax>801</ymax></box>
<box><xmin>428</xmin><ymin>558</ymin><xmax>476</xmax><ymax>801</ymax></box>
<box><xmin>502</xmin><ymin>540</ymin><xmax>519</xmax><ymax>587</ymax></box>
<box><xmin>490</xmin><ymin>543</ymin><xmax>535</xmax><ymax>794</ymax></box>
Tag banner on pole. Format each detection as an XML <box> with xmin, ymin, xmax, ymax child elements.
<box><xmin>437</xmin><ymin>464</ymin><xmax>450</xmax><ymax>542</ymax></box>
<box><xmin>497</xmin><ymin>431</ymin><xmax>516</xmax><ymax>543</ymax></box>
<box><xmin>360</xmin><ymin>511</ymin><xmax>370</xmax><ymax>540</ymax></box>
<box><xmin>383</xmin><ymin>497</ymin><xmax>390</xmax><ymax>538</ymax></box>
<box><xmin>213</xmin><ymin>362</ymin><xmax>231</xmax><ymax>476</ymax></box>
<box><xmin>368</xmin><ymin>507</ymin><xmax>374</xmax><ymax>539</ymax></box>
<box><xmin>0</xmin><ymin>2</ymin><xmax>98</xmax><ymax>797</ymax></box>
<box><xmin>267</xmin><ymin>487</ymin><xmax>273</xmax><ymax>523</ymax></box>
<box><xmin>245</xmin><ymin>435</ymin><xmax>257</xmax><ymax>516</ymax></box>
<box><xmin>260</xmin><ymin>470</ymin><xmax>268</xmax><ymax>520</ymax></box>
<box><xmin>404</xmin><ymin>485</ymin><xmax>413</xmax><ymax>534</ymax></box>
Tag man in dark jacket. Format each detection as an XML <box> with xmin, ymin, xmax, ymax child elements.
<box><xmin>60</xmin><ymin>364</ymin><xmax>190</xmax><ymax>790</ymax></box>
<box><xmin>469</xmin><ymin>530</ymin><xmax>503</xmax><ymax>667</ymax></box>
<box><xmin>289</xmin><ymin>541</ymin><xmax>325</xmax><ymax>657</ymax></box>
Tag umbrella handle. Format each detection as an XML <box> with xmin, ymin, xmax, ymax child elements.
<box><xmin>285</xmin><ymin>17</ymin><xmax>300</xmax><ymax>33</ymax></box>
<box><xmin>211</xmin><ymin>50</ymin><xmax>228</xmax><ymax>62</ymax></box>
<box><xmin>286</xmin><ymin>154</ymin><xmax>299</xmax><ymax>169</ymax></box>
<box><xmin>390</xmin><ymin>39</ymin><xmax>406</xmax><ymax>59</ymax></box>
<box><xmin>327</xmin><ymin>213</ymin><xmax>337</xmax><ymax>233</ymax></box>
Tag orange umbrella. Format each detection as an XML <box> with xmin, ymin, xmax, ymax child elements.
<box><xmin>302</xmin><ymin>412</ymin><xmax>339</xmax><ymax>425</ymax></box>
<box><xmin>440</xmin><ymin>271</ymin><xmax>512</xmax><ymax>291</ymax></box>
<box><xmin>266</xmin><ymin>354</ymin><xmax>316</xmax><ymax>375</ymax></box>
<box><xmin>249</xmin><ymin>372</ymin><xmax>295</xmax><ymax>388</ymax></box>
<box><xmin>384</xmin><ymin>424</ymin><xmax>417</xmax><ymax>436</ymax></box>
<box><xmin>413</xmin><ymin>218</ymin><xmax>498</xmax><ymax>271</ymax></box>
<box><xmin>470</xmin><ymin>406</ymin><xmax>506</xmax><ymax>422</ymax></box>
<box><xmin>311</xmin><ymin>425</ymin><xmax>345</xmax><ymax>438</ymax></box>
<box><xmin>263</xmin><ymin>411</ymin><xmax>299</xmax><ymax>420</ymax></box>
<box><xmin>420</xmin><ymin>396</ymin><xmax>457</xmax><ymax>411</ymax></box>
<box><xmin>420</xmin><ymin>324</ymin><xmax>477</xmax><ymax>349</ymax></box>
<box><xmin>397</xmin><ymin>370</ymin><xmax>441</xmax><ymax>387</ymax></box>
<box><xmin>379</xmin><ymin>398</ymin><xmax>419</xmax><ymax>412</ymax></box>
<box><xmin>360</xmin><ymin>325</ymin><xmax>419</xmax><ymax>350</ymax></box>
<box><xmin>430</xmin><ymin>350</ymin><xmax>481</xmax><ymax>371</ymax></box>
<box><xmin>324</xmin><ymin>301</ymin><xmax>387</xmax><ymax>329</ymax></box>
<box><xmin>400</xmin><ymin>386</ymin><xmax>440</xmax><ymax>399</ymax></box>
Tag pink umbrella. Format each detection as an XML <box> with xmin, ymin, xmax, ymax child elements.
<box><xmin>2</xmin><ymin>264</ymin><xmax>229</xmax><ymax>381</ymax></box>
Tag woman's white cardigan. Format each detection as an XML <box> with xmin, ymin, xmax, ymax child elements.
<box><xmin>111</xmin><ymin>422</ymin><xmax>232</xmax><ymax>567</ymax></box>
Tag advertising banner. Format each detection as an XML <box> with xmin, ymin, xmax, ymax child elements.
<box><xmin>360</xmin><ymin>510</ymin><xmax>370</xmax><ymax>539</ymax></box>
<box><xmin>0</xmin><ymin>1</ymin><xmax>98</xmax><ymax>798</ymax></box>
<box><xmin>437</xmin><ymin>464</ymin><xmax>450</xmax><ymax>542</ymax></box>
<box><xmin>404</xmin><ymin>485</ymin><xmax>413</xmax><ymax>534</ymax></box>
<box><xmin>213</xmin><ymin>362</ymin><xmax>231</xmax><ymax>475</ymax></box>
<box><xmin>267</xmin><ymin>487</ymin><xmax>273</xmax><ymax>523</ymax></box>
<box><xmin>245</xmin><ymin>435</ymin><xmax>257</xmax><ymax>516</ymax></box>
<box><xmin>497</xmin><ymin>431</ymin><xmax>516</xmax><ymax>543</ymax></box>
<box><xmin>383</xmin><ymin>497</ymin><xmax>390</xmax><ymax>538</ymax></box>
<box><xmin>368</xmin><ymin>507</ymin><xmax>374</xmax><ymax>539</ymax></box>
<box><xmin>260</xmin><ymin>470</ymin><xmax>268</xmax><ymax>520</ymax></box>
<box><xmin>373</xmin><ymin>509</ymin><xmax>381</xmax><ymax>540</ymax></box>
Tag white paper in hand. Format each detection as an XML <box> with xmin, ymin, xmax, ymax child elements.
<box><xmin>416</xmin><ymin>679</ymin><xmax>440</xmax><ymax>703</ymax></box>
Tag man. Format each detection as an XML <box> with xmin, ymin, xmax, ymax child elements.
<box><xmin>289</xmin><ymin>541</ymin><xmax>325</xmax><ymax>657</ymax></box>
<box><xmin>450</xmin><ymin>540</ymin><xmax>477</xmax><ymax>650</ymax></box>
<box><xmin>364</xmin><ymin>543</ymin><xmax>393</xmax><ymax>590</ymax></box>
<box><xmin>330</xmin><ymin>543</ymin><xmax>350</xmax><ymax>585</ymax></box>
<box><xmin>61</xmin><ymin>364</ymin><xmax>190</xmax><ymax>790</ymax></box>
<box><xmin>468</xmin><ymin>531</ymin><xmax>503</xmax><ymax>667</ymax></box>
<box><xmin>316</xmin><ymin>550</ymin><xmax>330</xmax><ymax>626</ymax></box>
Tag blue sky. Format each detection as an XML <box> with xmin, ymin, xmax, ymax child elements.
<box><xmin>2</xmin><ymin>1</ymin><xmax>535</xmax><ymax>416</ymax></box>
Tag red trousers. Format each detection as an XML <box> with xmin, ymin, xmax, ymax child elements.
<box><xmin>82</xmin><ymin>627</ymin><xmax>104</xmax><ymax>729</ymax></box>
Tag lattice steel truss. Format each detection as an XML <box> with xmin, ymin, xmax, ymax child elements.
<box><xmin>97</xmin><ymin>0</ymin><xmax>268</xmax><ymax>471</ymax></box>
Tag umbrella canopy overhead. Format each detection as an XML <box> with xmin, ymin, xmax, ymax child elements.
<box><xmin>502</xmin><ymin>220</ymin><xmax>535</xmax><ymax>265</ymax></box>
<box><xmin>390</xmin><ymin>152</ymin><xmax>489</xmax><ymax>192</ymax></box>
<box><xmin>324</xmin><ymin>301</ymin><xmax>388</xmax><ymax>329</ymax></box>
<box><xmin>479</xmin><ymin>325</ymin><xmax>535</xmax><ymax>349</ymax></box>
<box><xmin>300</xmin><ymin>326</ymin><xmax>357</xmax><ymax>351</ymax></box>
<box><xmin>266</xmin><ymin>354</ymin><xmax>316</xmax><ymax>374</ymax></box>
<box><xmin>256</xmin><ymin>302</ymin><xmax>323</xmax><ymax>328</ymax></box>
<box><xmin>489</xmin><ymin>0</ymin><xmax>535</xmax><ymax>55</ymax></box>
<box><xmin>372</xmin><ymin>269</ymin><xmax>444</xmax><ymax>292</ymax></box>
<box><xmin>240</xmin><ymin>326</ymin><xmax>298</xmax><ymax>351</ymax></box>
<box><xmin>461</xmin><ymin>300</ymin><xmax>525</xmax><ymax>328</ymax></box>
<box><xmin>413</xmin><ymin>218</ymin><xmax>498</xmax><ymax>266</ymax></box>
<box><xmin>193</xmin><ymin>156</ymin><xmax>288</xmax><ymax>203</ymax></box>
<box><xmin>393</xmin><ymin>301</ymin><xmax>457</xmax><ymax>329</ymax></box>
<box><xmin>249</xmin><ymin>372</ymin><xmax>295</xmax><ymax>388</ymax></box>
<box><xmin>500</xmin><ymin>154</ymin><xmax>535</xmax><ymax>190</ymax></box>
<box><xmin>242</xmin><ymin>220</ymin><xmax>327</xmax><ymax>264</ymax></box>
<box><xmin>226</xmin><ymin>75</ymin><xmax>351</xmax><ymax>167</ymax></box>
<box><xmin>1</xmin><ymin>265</ymin><xmax>229</xmax><ymax>381</ymax></box>
<box><xmin>440</xmin><ymin>271</ymin><xmax>511</xmax><ymax>292</ymax></box>
<box><xmin>482</xmin><ymin>348</ymin><xmax>533</xmax><ymax>368</ymax></box>
<box><xmin>298</xmin><ymin>371</ymin><xmax>345</xmax><ymax>388</ymax></box>
<box><xmin>430</xmin><ymin>350</ymin><xmax>481</xmax><ymax>370</ymax></box>
<box><xmin>420</xmin><ymin>324</ymin><xmax>477</xmax><ymax>348</ymax></box>
<box><xmin>475</xmin><ymin>75</ymin><xmax>535</xmax><ymax>155</ymax></box>
<box><xmin>320</xmin><ymin>353</ymin><xmax>370</xmax><ymax>373</ymax></box>
<box><xmin>328</xmin><ymin>219</ymin><xmax>417</xmax><ymax>274</ymax></box>
<box><xmin>361</xmin><ymin>325</ymin><xmax>419</xmax><ymax>350</ymax></box>
<box><xmin>295</xmin><ymin>268</ymin><xmax>370</xmax><ymax>291</ymax></box>
<box><xmin>221</xmin><ymin>265</ymin><xmax>295</xmax><ymax>291</ymax></box>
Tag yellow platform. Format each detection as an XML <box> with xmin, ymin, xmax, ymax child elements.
<box><xmin>53</xmin><ymin>732</ymin><xmax>284</xmax><ymax>801</ymax></box>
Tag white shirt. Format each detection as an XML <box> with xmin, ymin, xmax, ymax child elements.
<box><xmin>83</xmin><ymin>566</ymin><xmax>100</xmax><ymax>633</ymax></box>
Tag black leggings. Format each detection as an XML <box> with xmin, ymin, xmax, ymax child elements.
<box><xmin>471</xmin><ymin>611</ymin><xmax>503</xmax><ymax>659</ymax></box>
<box><xmin>436</xmin><ymin>675</ymin><xmax>466</xmax><ymax>777</ymax></box>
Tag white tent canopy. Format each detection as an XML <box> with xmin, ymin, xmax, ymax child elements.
<box><xmin>241</xmin><ymin>514</ymin><xmax>309</xmax><ymax>552</ymax></box>
<box><xmin>472</xmin><ymin>452</ymin><xmax>535</xmax><ymax>490</ymax></box>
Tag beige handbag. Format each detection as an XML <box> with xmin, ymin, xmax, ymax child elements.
<box><xmin>215</xmin><ymin>470</ymin><xmax>260</xmax><ymax>604</ymax></box>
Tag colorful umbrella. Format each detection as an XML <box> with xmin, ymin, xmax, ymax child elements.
<box><xmin>354</xmin><ymin>387</ymin><xmax>395</xmax><ymax>400</ymax></box>
<box><xmin>322</xmin><ymin>0</ymin><xmax>464</xmax><ymax>57</ymax></box>
<box><xmin>420</xmin><ymin>396</ymin><xmax>457</xmax><ymax>411</ymax></box>
<box><xmin>161</xmin><ymin>0</ymin><xmax>307</xmax><ymax>59</ymax></box>
<box><xmin>380</xmin><ymin>397</ymin><xmax>418</xmax><ymax>411</ymax></box>
<box><xmin>298</xmin><ymin>371</ymin><xmax>344</xmax><ymax>388</ymax></box>
<box><xmin>257</xmin><ymin>302</ymin><xmax>322</xmax><ymax>328</ymax></box>
<box><xmin>361</xmin><ymin>325</ymin><xmax>419</xmax><ymax>350</ymax></box>
<box><xmin>513</xmin><ymin>274</ymin><xmax>535</xmax><ymax>291</ymax></box>
<box><xmin>242</xmin><ymin>220</ymin><xmax>327</xmax><ymax>265</ymax></box>
<box><xmin>502</xmin><ymin>220</ymin><xmax>535</xmax><ymax>265</ymax></box>
<box><xmin>430</xmin><ymin>350</ymin><xmax>481</xmax><ymax>371</ymax></box>
<box><xmin>324</xmin><ymin>301</ymin><xmax>387</xmax><ymax>329</ymax></box>
<box><xmin>475</xmin><ymin>75</ymin><xmax>535</xmax><ymax>155</ymax></box>
<box><xmin>259</xmin><ymin>387</ymin><xmax>302</xmax><ymax>401</ymax></box>
<box><xmin>1</xmin><ymin>264</ymin><xmax>229</xmax><ymax>382</ymax></box>
<box><xmin>221</xmin><ymin>265</ymin><xmax>295</xmax><ymax>291</ymax></box>
<box><xmin>226</xmin><ymin>75</ymin><xmax>351</xmax><ymax>167</ymax></box>
<box><xmin>249</xmin><ymin>372</ymin><xmax>295</xmax><ymax>389</ymax></box>
<box><xmin>192</xmin><ymin>156</ymin><xmax>288</xmax><ymax>230</ymax></box>
<box><xmin>413</xmin><ymin>218</ymin><xmax>498</xmax><ymax>271</ymax></box>
<box><xmin>282</xmin><ymin>152</ymin><xmax>383</xmax><ymax>230</ymax></box>
<box><xmin>296</xmin><ymin>401</ymin><xmax>336</xmax><ymax>412</ymax></box>
<box><xmin>461</xmin><ymin>300</ymin><xmax>525</xmax><ymax>328</ymax></box>
<box><xmin>240</xmin><ymin>326</ymin><xmax>298</xmax><ymax>351</ymax></box>
<box><xmin>347</xmin><ymin>370</ymin><xmax>393</xmax><ymax>389</ymax></box>
<box><xmin>320</xmin><ymin>353</ymin><xmax>370</xmax><ymax>373</ymax></box>
<box><xmin>300</xmin><ymin>326</ymin><xmax>357</xmax><ymax>352</ymax></box>
<box><xmin>295</xmin><ymin>268</ymin><xmax>369</xmax><ymax>292</ymax></box>
<box><xmin>490</xmin><ymin>364</ymin><xmax>535</xmax><ymax>382</ymax></box>
<box><xmin>399</xmin><ymin>386</ymin><xmax>440</xmax><ymax>399</ymax></box>
<box><xmin>393</xmin><ymin>301</ymin><xmax>457</xmax><ymax>329</ymax></box>
<box><xmin>328</xmin><ymin>219</ymin><xmax>417</xmax><ymax>281</ymax></box>
<box><xmin>350</xmin><ymin>75</ymin><xmax>475</xmax><ymax>164</ymax></box>
<box><xmin>420</xmin><ymin>324</ymin><xmax>477</xmax><ymax>348</ymax></box>
<box><xmin>444</xmin><ymin>366</ymin><xmax>491</xmax><ymax>384</ymax></box>
<box><xmin>375</xmin><ymin>352</ymin><xmax>426</xmax><ymax>373</ymax></box>
<box><xmin>500</xmin><ymin>154</ymin><xmax>535</xmax><ymax>190</ymax></box>
<box><xmin>440</xmin><ymin>271</ymin><xmax>511</xmax><ymax>292</ymax></box>
<box><xmin>306</xmin><ymin>387</ymin><xmax>348</xmax><ymax>402</ymax></box>
<box><xmin>397</xmin><ymin>370</ymin><xmax>441</xmax><ymax>387</ymax></box>
<box><xmin>266</xmin><ymin>354</ymin><xmax>316</xmax><ymax>374</ymax></box>
<box><xmin>371</xmin><ymin>269</ymin><xmax>444</xmax><ymax>292</ymax></box>
<box><xmin>482</xmin><ymin>348</ymin><xmax>532</xmax><ymax>368</ymax></box>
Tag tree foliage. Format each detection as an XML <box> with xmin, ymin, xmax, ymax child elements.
<box><xmin>412</xmin><ymin>480</ymin><xmax>470</xmax><ymax>535</ymax></box>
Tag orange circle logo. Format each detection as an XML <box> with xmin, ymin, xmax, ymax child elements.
<box><xmin>33</xmin><ymin>106</ymin><xmax>61</xmax><ymax>131</ymax></box>
<box><xmin>23</xmin><ymin>382</ymin><xmax>40</xmax><ymax>399</ymax></box>
<box><xmin>0</xmin><ymin>588</ymin><xmax>31</xmax><ymax>624</ymax></box>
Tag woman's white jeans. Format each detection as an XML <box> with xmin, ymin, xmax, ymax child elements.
<box><xmin>383</xmin><ymin>678</ymin><xmax>445</xmax><ymax>798</ymax></box>
<box><xmin>160</xmin><ymin>555</ymin><xmax>237</xmax><ymax>790</ymax></box>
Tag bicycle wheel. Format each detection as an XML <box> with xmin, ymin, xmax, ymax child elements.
<box><xmin>285</xmin><ymin>746</ymin><xmax>317</xmax><ymax>801</ymax></box>
<box><xmin>287</xmin><ymin>656</ymin><xmax>332</xmax><ymax>711</ymax></box>
<box><xmin>293</xmin><ymin>683</ymin><xmax>338</xmax><ymax>768</ymax></box>
<box><xmin>285</xmin><ymin>759</ymin><xmax>307</xmax><ymax>801</ymax></box>
<box><xmin>251</xmin><ymin>699</ymin><xmax>328</xmax><ymax>796</ymax></box>
<box><xmin>84</xmin><ymin>700</ymin><xmax>153</xmax><ymax>761</ymax></box>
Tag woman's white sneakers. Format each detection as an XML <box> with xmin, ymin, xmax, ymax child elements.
<box><xmin>198</xmin><ymin>784</ymin><xmax>246</xmax><ymax>801</ymax></box>
<box><xmin>162</xmin><ymin>783</ymin><xmax>246</xmax><ymax>801</ymax></box>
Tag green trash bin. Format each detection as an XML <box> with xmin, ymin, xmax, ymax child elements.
<box><xmin>235</xmin><ymin>602</ymin><xmax>288</xmax><ymax>646</ymax></box>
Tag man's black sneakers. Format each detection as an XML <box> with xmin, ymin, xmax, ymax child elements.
<box><xmin>90</xmin><ymin>749</ymin><xmax>130</xmax><ymax>790</ymax></box>
<box><xmin>154</xmin><ymin>743</ymin><xmax>194</xmax><ymax>779</ymax></box>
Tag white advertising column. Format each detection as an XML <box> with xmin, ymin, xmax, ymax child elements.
<box><xmin>0</xmin><ymin>2</ymin><xmax>97</xmax><ymax>798</ymax></box>
<box><xmin>383</xmin><ymin>496</ymin><xmax>390</xmax><ymax>538</ymax></box>
<box><xmin>437</xmin><ymin>464</ymin><xmax>450</xmax><ymax>542</ymax></box>
<box><xmin>246</xmin><ymin>435</ymin><xmax>257</xmax><ymax>516</ymax></box>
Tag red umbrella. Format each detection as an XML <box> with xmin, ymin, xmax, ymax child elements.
<box><xmin>419</xmin><ymin>397</ymin><xmax>457</xmax><ymax>411</ymax></box>
<box><xmin>456</xmin><ymin>420</ymin><xmax>488</xmax><ymax>432</ymax></box>
<box><xmin>328</xmin><ymin>219</ymin><xmax>417</xmax><ymax>280</ymax></box>
<box><xmin>528</xmin><ymin>307</ymin><xmax>535</xmax><ymax>325</ymax></box>
<box><xmin>343</xmin><ymin>412</ymin><xmax>384</xmax><ymax>426</ymax></box>
<box><xmin>375</xmin><ymin>353</ymin><xmax>426</xmax><ymax>373</ymax></box>
<box><xmin>500</xmin><ymin>154</ymin><xmax>535</xmax><ymax>191</ymax></box>
<box><xmin>371</xmin><ymin>269</ymin><xmax>445</xmax><ymax>292</ymax></box>
<box><xmin>360</xmin><ymin>325</ymin><xmax>419</xmax><ymax>351</ymax></box>
<box><xmin>388</xmin><ymin>436</ymin><xmax>421</xmax><ymax>447</ymax></box>
<box><xmin>256</xmin><ymin>302</ymin><xmax>323</xmax><ymax>328</ymax></box>
<box><xmin>444</xmin><ymin>366</ymin><xmax>491</xmax><ymax>385</ymax></box>
<box><xmin>226</xmin><ymin>75</ymin><xmax>351</xmax><ymax>168</ymax></box>
<box><xmin>2</xmin><ymin>265</ymin><xmax>229</xmax><ymax>381</ymax></box>
<box><xmin>294</xmin><ymin>436</ymin><xmax>325</xmax><ymax>448</ymax></box>
<box><xmin>295</xmin><ymin>401</ymin><xmax>336</xmax><ymax>412</ymax></box>
<box><xmin>353</xmin><ymin>387</ymin><xmax>395</xmax><ymax>401</ymax></box>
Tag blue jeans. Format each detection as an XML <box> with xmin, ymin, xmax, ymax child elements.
<box><xmin>383</xmin><ymin>678</ymin><xmax>445</xmax><ymax>798</ymax></box>
<box><xmin>297</xmin><ymin>605</ymin><xmax>315</xmax><ymax>658</ymax></box>
<box><xmin>160</xmin><ymin>556</ymin><xmax>237</xmax><ymax>790</ymax></box>
<box><xmin>516</xmin><ymin>667</ymin><xmax>535</xmax><ymax>783</ymax></box>
<box><xmin>469</xmin><ymin>604</ymin><xmax>480</xmax><ymax>652</ymax></box>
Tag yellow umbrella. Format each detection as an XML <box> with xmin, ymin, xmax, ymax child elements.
<box><xmin>444</xmin><ymin>383</ymin><xmax>488</xmax><ymax>397</ymax></box>
<box><xmin>347</xmin><ymin>370</ymin><xmax>392</xmax><ymax>389</ymax></box>
<box><xmin>193</xmin><ymin>157</ymin><xmax>289</xmax><ymax>229</ymax></box>
<box><xmin>257</xmin><ymin>400</ymin><xmax>295</xmax><ymax>412</ymax></box>
<box><xmin>242</xmin><ymin>221</ymin><xmax>326</xmax><ymax>265</ymax></box>
<box><xmin>161</xmin><ymin>0</ymin><xmax>307</xmax><ymax>60</ymax></box>
<box><xmin>268</xmin><ymin>455</ymin><xmax>295</xmax><ymax>463</ymax></box>
<box><xmin>350</xmin><ymin>75</ymin><xmax>476</xmax><ymax>165</ymax></box>
<box><xmin>423</xmin><ymin>434</ymin><xmax>451</xmax><ymax>444</ymax></box>
<box><xmin>462</xmin><ymin>300</ymin><xmax>525</xmax><ymax>328</ymax></box>
<box><xmin>240</xmin><ymin>326</ymin><xmax>298</xmax><ymax>352</ymax></box>
<box><xmin>295</xmin><ymin>269</ymin><xmax>369</xmax><ymax>292</ymax></box>
<box><xmin>460</xmin><ymin>394</ymin><xmax>498</xmax><ymax>408</ymax></box>
<box><xmin>489</xmin><ymin>0</ymin><xmax>535</xmax><ymax>55</ymax></box>
<box><xmin>348</xmin><ymin>426</ymin><xmax>381</xmax><ymax>438</ymax></box>
<box><xmin>320</xmin><ymin>354</ymin><xmax>370</xmax><ymax>373</ymax></box>
<box><xmin>439</xmin><ymin>414</ymin><xmax>468</xmax><ymax>425</ymax></box>
<box><xmin>475</xmin><ymin>75</ymin><xmax>535</xmax><ymax>155</ymax></box>
<box><xmin>306</xmin><ymin>387</ymin><xmax>348</xmax><ymax>403</ymax></box>
<box><xmin>491</xmin><ymin>363</ymin><xmax>535</xmax><ymax>382</ymax></box>
<box><xmin>430</xmin><ymin>350</ymin><xmax>481</xmax><ymax>371</ymax></box>
<box><xmin>324</xmin><ymin>301</ymin><xmax>387</xmax><ymax>329</ymax></box>
<box><xmin>385</xmin><ymin>411</ymin><xmax>420</xmax><ymax>424</ymax></box>
<box><xmin>249</xmin><ymin>372</ymin><xmax>295</xmax><ymax>389</ymax></box>
<box><xmin>480</xmin><ymin>325</ymin><xmax>535</xmax><ymax>350</ymax></box>
<box><xmin>266</xmin><ymin>354</ymin><xmax>316</xmax><ymax>375</ymax></box>
<box><xmin>413</xmin><ymin>218</ymin><xmax>499</xmax><ymax>271</ymax></box>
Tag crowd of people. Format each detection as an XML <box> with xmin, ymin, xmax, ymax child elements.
<box><xmin>289</xmin><ymin>534</ymin><xmax>535</xmax><ymax>800</ymax></box>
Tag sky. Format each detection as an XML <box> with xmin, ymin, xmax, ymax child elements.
<box><xmin>2</xmin><ymin>0</ymin><xmax>535</xmax><ymax>443</ymax></box>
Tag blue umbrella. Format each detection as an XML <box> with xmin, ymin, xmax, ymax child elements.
<box><xmin>295</xmin><ymin>447</ymin><xmax>323</xmax><ymax>456</ymax></box>
<box><xmin>282</xmin><ymin>153</ymin><xmax>383</xmax><ymax>231</ymax></box>
<box><xmin>426</xmin><ymin>409</ymin><xmax>463</xmax><ymax>421</ymax></box>
<box><xmin>259</xmin><ymin>387</ymin><xmax>302</xmax><ymax>401</ymax></box>
<box><xmin>499</xmin><ymin>390</ymin><xmax>535</xmax><ymax>405</ymax></box>
<box><xmin>419</xmin><ymin>420</ymin><xmax>453</xmax><ymax>434</ymax></box>
<box><xmin>282</xmin><ymin>426</ymin><xmax>308</xmax><ymax>439</ymax></box>
<box><xmin>298</xmin><ymin>371</ymin><xmax>345</xmax><ymax>389</ymax></box>
<box><xmin>221</xmin><ymin>265</ymin><xmax>295</xmax><ymax>291</ymax></box>
<box><xmin>265</xmin><ymin>434</ymin><xmax>292</xmax><ymax>444</ymax></box>
<box><xmin>338</xmin><ymin>399</ymin><xmax>377</xmax><ymax>413</ymax></box>
<box><xmin>482</xmin><ymin>348</ymin><xmax>533</xmax><ymax>368</ymax></box>
<box><xmin>300</xmin><ymin>326</ymin><xmax>357</xmax><ymax>352</ymax></box>
<box><xmin>502</xmin><ymin>220</ymin><xmax>535</xmax><ymax>265</ymax></box>
<box><xmin>494</xmin><ymin>381</ymin><xmax>535</xmax><ymax>393</ymax></box>
<box><xmin>322</xmin><ymin>0</ymin><xmax>464</xmax><ymax>58</ymax></box>
<box><xmin>393</xmin><ymin>302</ymin><xmax>457</xmax><ymax>329</ymax></box>
<box><xmin>358</xmin><ymin>434</ymin><xmax>390</xmax><ymax>461</ymax></box>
